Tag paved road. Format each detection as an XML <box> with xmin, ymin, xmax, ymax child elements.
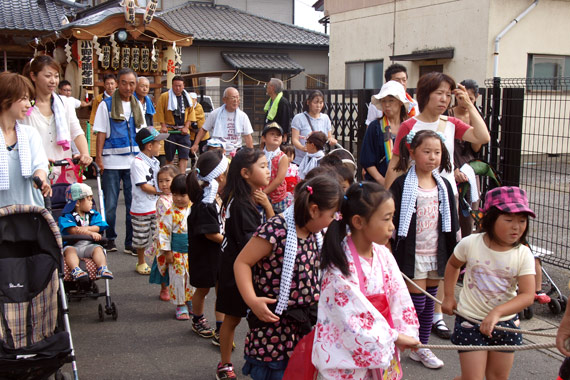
<box><xmin>60</xmin><ymin>180</ymin><xmax>568</xmax><ymax>379</ymax></box>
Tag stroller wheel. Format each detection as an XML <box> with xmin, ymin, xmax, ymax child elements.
<box><xmin>98</xmin><ymin>303</ymin><xmax>104</xmax><ymax>322</ymax></box>
<box><xmin>523</xmin><ymin>306</ymin><xmax>534</xmax><ymax>320</ymax></box>
<box><xmin>561</xmin><ymin>296</ymin><xmax>568</xmax><ymax>311</ymax></box>
<box><xmin>111</xmin><ymin>302</ymin><xmax>118</xmax><ymax>320</ymax></box>
<box><xmin>549</xmin><ymin>299</ymin><xmax>562</xmax><ymax>315</ymax></box>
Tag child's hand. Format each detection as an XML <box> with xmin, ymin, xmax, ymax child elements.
<box><xmin>90</xmin><ymin>232</ymin><xmax>102</xmax><ymax>241</ymax></box>
<box><xmin>480</xmin><ymin>310</ymin><xmax>501</xmax><ymax>338</ymax></box>
<box><xmin>250</xmin><ymin>297</ymin><xmax>279</xmax><ymax>323</ymax></box>
<box><xmin>441</xmin><ymin>296</ymin><xmax>457</xmax><ymax>316</ymax></box>
<box><xmin>395</xmin><ymin>333</ymin><xmax>421</xmax><ymax>352</ymax></box>
<box><xmin>165</xmin><ymin>251</ymin><xmax>174</xmax><ymax>264</ymax></box>
<box><xmin>253</xmin><ymin>189</ymin><xmax>270</xmax><ymax>207</ymax></box>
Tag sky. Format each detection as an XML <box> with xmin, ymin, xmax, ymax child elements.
<box><xmin>294</xmin><ymin>0</ymin><xmax>327</xmax><ymax>34</ymax></box>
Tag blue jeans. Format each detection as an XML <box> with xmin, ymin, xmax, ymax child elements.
<box><xmin>102</xmin><ymin>168</ymin><xmax>133</xmax><ymax>247</ymax></box>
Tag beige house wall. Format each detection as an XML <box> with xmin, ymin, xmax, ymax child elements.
<box><xmin>328</xmin><ymin>0</ymin><xmax>490</xmax><ymax>89</ymax></box>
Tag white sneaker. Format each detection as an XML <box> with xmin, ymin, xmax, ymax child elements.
<box><xmin>409</xmin><ymin>348</ymin><xmax>444</xmax><ymax>369</ymax></box>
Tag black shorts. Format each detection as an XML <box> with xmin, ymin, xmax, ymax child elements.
<box><xmin>215</xmin><ymin>250</ymin><xmax>248</xmax><ymax>318</ymax></box>
<box><xmin>451</xmin><ymin>315</ymin><xmax>522</xmax><ymax>353</ymax></box>
<box><xmin>165</xmin><ymin>133</ymin><xmax>191</xmax><ymax>161</ymax></box>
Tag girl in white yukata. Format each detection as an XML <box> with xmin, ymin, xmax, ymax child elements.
<box><xmin>158</xmin><ymin>174</ymin><xmax>194</xmax><ymax>320</ymax></box>
<box><xmin>313</xmin><ymin>181</ymin><xmax>420</xmax><ymax>380</ymax></box>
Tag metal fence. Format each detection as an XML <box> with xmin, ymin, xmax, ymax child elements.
<box><xmin>195</xmin><ymin>80</ymin><xmax>570</xmax><ymax>269</ymax></box>
<box><xmin>483</xmin><ymin>77</ymin><xmax>570</xmax><ymax>268</ymax></box>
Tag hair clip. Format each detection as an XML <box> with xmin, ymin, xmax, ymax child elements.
<box><xmin>334</xmin><ymin>211</ymin><xmax>342</xmax><ymax>221</ymax></box>
<box><xmin>358</xmin><ymin>183</ymin><xmax>363</xmax><ymax>188</ymax></box>
<box><xmin>435</xmin><ymin>131</ymin><xmax>446</xmax><ymax>143</ymax></box>
<box><xmin>406</xmin><ymin>130</ymin><xmax>417</xmax><ymax>144</ymax></box>
<box><xmin>306</xmin><ymin>185</ymin><xmax>313</xmax><ymax>195</ymax></box>
<box><xmin>196</xmin><ymin>168</ymin><xmax>200</xmax><ymax>174</ymax></box>
<box><xmin>343</xmin><ymin>195</ymin><xmax>348</xmax><ymax>200</ymax></box>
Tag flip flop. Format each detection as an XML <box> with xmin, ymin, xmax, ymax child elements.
<box><xmin>135</xmin><ymin>263</ymin><xmax>151</xmax><ymax>275</ymax></box>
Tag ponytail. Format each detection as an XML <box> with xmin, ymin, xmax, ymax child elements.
<box><xmin>321</xmin><ymin>181</ymin><xmax>393</xmax><ymax>276</ymax></box>
<box><xmin>187</xmin><ymin>149</ymin><xmax>224</xmax><ymax>204</ymax></box>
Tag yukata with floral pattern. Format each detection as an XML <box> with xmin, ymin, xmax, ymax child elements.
<box><xmin>313</xmin><ymin>238</ymin><xmax>419</xmax><ymax>380</ymax></box>
<box><xmin>158</xmin><ymin>203</ymin><xmax>194</xmax><ymax>305</ymax></box>
<box><xmin>148</xmin><ymin>194</ymin><xmax>172</xmax><ymax>286</ymax></box>
<box><xmin>244</xmin><ymin>214</ymin><xmax>321</xmax><ymax>363</ymax></box>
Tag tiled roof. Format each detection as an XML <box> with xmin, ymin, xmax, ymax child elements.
<box><xmin>160</xmin><ymin>2</ymin><xmax>328</xmax><ymax>47</ymax></box>
<box><xmin>221</xmin><ymin>52</ymin><xmax>304</xmax><ymax>73</ymax></box>
<box><xmin>0</xmin><ymin>0</ymin><xmax>80</xmax><ymax>32</ymax></box>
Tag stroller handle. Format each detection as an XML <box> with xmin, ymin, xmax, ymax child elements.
<box><xmin>63</xmin><ymin>234</ymin><xmax>108</xmax><ymax>245</ymax></box>
<box><xmin>51</xmin><ymin>158</ymin><xmax>81</xmax><ymax>167</ymax></box>
<box><xmin>33</xmin><ymin>176</ymin><xmax>52</xmax><ymax>211</ymax></box>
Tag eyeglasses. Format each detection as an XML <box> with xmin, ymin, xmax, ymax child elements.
<box><xmin>225</xmin><ymin>96</ymin><xmax>240</xmax><ymax>101</ymax></box>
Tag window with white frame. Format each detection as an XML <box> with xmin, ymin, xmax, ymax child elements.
<box><xmin>527</xmin><ymin>54</ymin><xmax>570</xmax><ymax>90</ymax></box>
<box><xmin>346</xmin><ymin>60</ymin><xmax>383</xmax><ymax>89</ymax></box>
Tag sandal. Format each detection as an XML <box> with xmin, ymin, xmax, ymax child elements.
<box><xmin>432</xmin><ymin>319</ymin><xmax>451</xmax><ymax>339</ymax></box>
<box><xmin>135</xmin><ymin>263</ymin><xmax>151</xmax><ymax>275</ymax></box>
<box><xmin>159</xmin><ymin>287</ymin><xmax>170</xmax><ymax>301</ymax></box>
<box><xmin>176</xmin><ymin>306</ymin><xmax>190</xmax><ymax>320</ymax></box>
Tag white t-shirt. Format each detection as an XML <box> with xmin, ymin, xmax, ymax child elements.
<box><xmin>394</xmin><ymin>117</ymin><xmax>471</xmax><ymax>195</ymax></box>
<box><xmin>454</xmin><ymin>233</ymin><xmax>535</xmax><ymax>321</ymax></box>
<box><xmin>24</xmin><ymin>101</ymin><xmax>84</xmax><ymax>162</ymax></box>
<box><xmin>202</xmin><ymin>106</ymin><xmax>253</xmax><ymax>154</ymax></box>
<box><xmin>93</xmin><ymin>99</ymin><xmax>147</xmax><ymax>170</ymax></box>
<box><xmin>129</xmin><ymin>155</ymin><xmax>159</xmax><ymax>215</ymax></box>
<box><xmin>63</xmin><ymin>96</ymin><xmax>81</xmax><ymax>109</ymax></box>
<box><xmin>291</xmin><ymin>112</ymin><xmax>332</xmax><ymax>164</ymax></box>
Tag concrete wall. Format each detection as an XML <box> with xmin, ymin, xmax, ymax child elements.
<box><xmin>163</xmin><ymin>0</ymin><xmax>294</xmax><ymax>24</ymax></box>
<box><xmin>180</xmin><ymin>46</ymin><xmax>329</xmax><ymax>90</ymax></box>
<box><xmin>327</xmin><ymin>0</ymin><xmax>490</xmax><ymax>89</ymax></box>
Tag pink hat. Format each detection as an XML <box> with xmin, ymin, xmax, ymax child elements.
<box><xmin>482</xmin><ymin>186</ymin><xmax>535</xmax><ymax>218</ymax></box>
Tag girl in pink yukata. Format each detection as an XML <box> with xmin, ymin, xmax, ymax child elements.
<box><xmin>313</xmin><ymin>181</ymin><xmax>420</xmax><ymax>380</ymax></box>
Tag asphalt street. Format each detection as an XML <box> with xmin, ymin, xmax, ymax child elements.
<box><xmin>59</xmin><ymin>179</ymin><xmax>568</xmax><ymax>379</ymax></box>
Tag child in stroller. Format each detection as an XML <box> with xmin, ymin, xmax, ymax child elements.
<box><xmin>58</xmin><ymin>183</ymin><xmax>113</xmax><ymax>281</ymax></box>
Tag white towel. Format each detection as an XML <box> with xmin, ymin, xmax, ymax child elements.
<box><xmin>51</xmin><ymin>93</ymin><xmax>71</xmax><ymax>151</ymax></box>
<box><xmin>0</xmin><ymin>122</ymin><xmax>32</xmax><ymax>190</ymax></box>
<box><xmin>298</xmin><ymin>150</ymin><xmax>324</xmax><ymax>180</ymax></box>
<box><xmin>167</xmin><ymin>88</ymin><xmax>192</xmax><ymax>115</ymax></box>
<box><xmin>212</xmin><ymin>104</ymin><xmax>247</xmax><ymax>138</ymax></box>
<box><xmin>460</xmin><ymin>163</ymin><xmax>479</xmax><ymax>203</ymax></box>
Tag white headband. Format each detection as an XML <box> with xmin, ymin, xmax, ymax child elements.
<box><xmin>197</xmin><ymin>156</ymin><xmax>229</xmax><ymax>204</ymax></box>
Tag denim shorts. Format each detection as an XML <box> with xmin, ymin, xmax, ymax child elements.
<box><xmin>165</xmin><ymin>133</ymin><xmax>191</xmax><ymax>161</ymax></box>
<box><xmin>451</xmin><ymin>315</ymin><xmax>522</xmax><ymax>353</ymax></box>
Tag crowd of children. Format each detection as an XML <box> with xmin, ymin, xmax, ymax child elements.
<box><xmin>55</xmin><ymin>82</ymin><xmax>547</xmax><ymax>380</ymax></box>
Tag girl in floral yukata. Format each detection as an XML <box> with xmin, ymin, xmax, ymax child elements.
<box><xmin>234</xmin><ymin>175</ymin><xmax>344</xmax><ymax>380</ymax></box>
<box><xmin>158</xmin><ymin>174</ymin><xmax>194</xmax><ymax>320</ymax></box>
<box><xmin>313</xmin><ymin>181</ymin><xmax>420</xmax><ymax>380</ymax></box>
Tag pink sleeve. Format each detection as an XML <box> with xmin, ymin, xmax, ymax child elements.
<box><xmin>448</xmin><ymin>117</ymin><xmax>471</xmax><ymax>140</ymax></box>
<box><xmin>392</xmin><ymin>119</ymin><xmax>415</xmax><ymax>156</ymax></box>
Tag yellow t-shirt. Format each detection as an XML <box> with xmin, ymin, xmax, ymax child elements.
<box><xmin>454</xmin><ymin>233</ymin><xmax>535</xmax><ymax>321</ymax></box>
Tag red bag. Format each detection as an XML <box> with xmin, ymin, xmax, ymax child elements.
<box><xmin>282</xmin><ymin>329</ymin><xmax>317</xmax><ymax>380</ymax></box>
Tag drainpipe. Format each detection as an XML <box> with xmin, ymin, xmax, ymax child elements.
<box><xmin>493</xmin><ymin>0</ymin><xmax>539</xmax><ymax>78</ymax></box>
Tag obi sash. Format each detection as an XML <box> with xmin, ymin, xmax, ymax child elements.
<box><xmin>171</xmin><ymin>233</ymin><xmax>188</xmax><ymax>253</ymax></box>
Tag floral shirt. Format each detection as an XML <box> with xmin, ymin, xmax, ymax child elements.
<box><xmin>313</xmin><ymin>239</ymin><xmax>419</xmax><ymax>380</ymax></box>
<box><xmin>244</xmin><ymin>214</ymin><xmax>321</xmax><ymax>362</ymax></box>
<box><xmin>145</xmin><ymin>194</ymin><xmax>172</xmax><ymax>258</ymax></box>
<box><xmin>157</xmin><ymin>203</ymin><xmax>191</xmax><ymax>276</ymax></box>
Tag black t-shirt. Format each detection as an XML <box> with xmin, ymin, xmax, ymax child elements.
<box><xmin>188</xmin><ymin>202</ymin><xmax>221</xmax><ymax>254</ymax></box>
<box><xmin>221</xmin><ymin>198</ymin><xmax>262</xmax><ymax>260</ymax></box>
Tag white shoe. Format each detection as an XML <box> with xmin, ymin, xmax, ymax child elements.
<box><xmin>409</xmin><ymin>348</ymin><xmax>444</xmax><ymax>369</ymax></box>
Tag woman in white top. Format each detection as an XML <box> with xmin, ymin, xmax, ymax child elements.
<box><xmin>290</xmin><ymin>90</ymin><xmax>337</xmax><ymax>165</ymax></box>
<box><xmin>0</xmin><ymin>72</ymin><xmax>50</xmax><ymax>208</ymax></box>
<box><xmin>24</xmin><ymin>56</ymin><xmax>92</xmax><ymax>181</ymax></box>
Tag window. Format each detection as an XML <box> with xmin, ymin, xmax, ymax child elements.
<box><xmin>527</xmin><ymin>54</ymin><xmax>570</xmax><ymax>91</ymax></box>
<box><xmin>306</xmin><ymin>74</ymin><xmax>327</xmax><ymax>89</ymax></box>
<box><xmin>419</xmin><ymin>64</ymin><xmax>443</xmax><ymax>78</ymax></box>
<box><xmin>345</xmin><ymin>60</ymin><xmax>383</xmax><ymax>89</ymax></box>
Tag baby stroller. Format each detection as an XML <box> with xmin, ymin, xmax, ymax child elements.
<box><xmin>0</xmin><ymin>204</ymin><xmax>77</xmax><ymax>380</ymax></box>
<box><xmin>50</xmin><ymin>160</ymin><xmax>117</xmax><ymax>322</ymax></box>
<box><xmin>457</xmin><ymin>159</ymin><xmax>567</xmax><ymax>319</ymax></box>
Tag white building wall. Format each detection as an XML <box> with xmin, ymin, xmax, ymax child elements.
<box><xmin>487</xmin><ymin>0</ymin><xmax>570</xmax><ymax>79</ymax></box>
<box><xmin>328</xmin><ymin>0</ymin><xmax>491</xmax><ymax>89</ymax></box>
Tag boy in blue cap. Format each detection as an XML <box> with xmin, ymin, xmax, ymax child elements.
<box><xmin>59</xmin><ymin>183</ymin><xmax>113</xmax><ymax>281</ymax></box>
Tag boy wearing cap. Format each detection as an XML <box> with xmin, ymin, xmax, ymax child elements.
<box><xmin>58</xmin><ymin>183</ymin><xmax>113</xmax><ymax>281</ymax></box>
<box><xmin>261</xmin><ymin>122</ymin><xmax>289</xmax><ymax>213</ymax></box>
<box><xmin>130</xmin><ymin>127</ymin><xmax>168</xmax><ymax>275</ymax></box>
